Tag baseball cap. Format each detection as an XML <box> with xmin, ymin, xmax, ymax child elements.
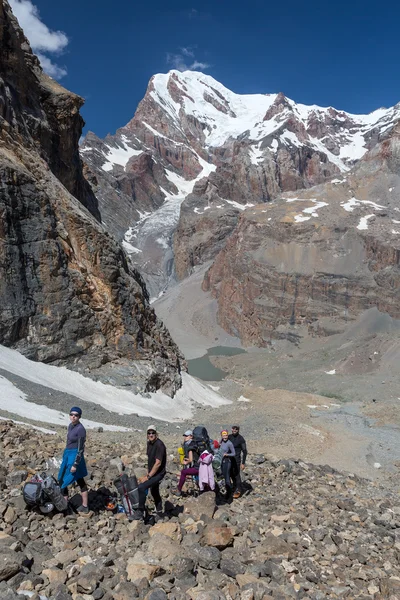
<box><xmin>147</xmin><ymin>424</ymin><xmax>157</xmax><ymax>432</ymax></box>
<box><xmin>183</xmin><ymin>430</ymin><xmax>193</xmax><ymax>436</ymax></box>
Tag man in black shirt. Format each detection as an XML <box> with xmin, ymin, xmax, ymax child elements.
<box><xmin>228</xmin><ymin>424</ymin><xmax>247</xmax><ymax>499</ymax></box>
<box><xmin>133</xmin><ymin>425</ymin><xmax>167</xmax><ymax>520</ymax></box>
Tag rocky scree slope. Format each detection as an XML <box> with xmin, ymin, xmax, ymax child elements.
<box><xmin>80</xmin><ymin>71</ymin><xmax>400</xmax><ymax>297</ymax></box>
<box><xmin>203</xmin><ymin>123</ymin><xmax>400</xmax><ymax>346</ymax></box>
<box><xmin>0</xmin><ymin>0</ymin><xmax>182</xmax><ymax>394</ymax></box>
<box><xmin>1</xmin><ymin>420</ymin><xmax>400</xmax><ymax>599</ymax></box>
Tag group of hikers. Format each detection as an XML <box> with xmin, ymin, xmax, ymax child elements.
<box><xmin>56</xmin><ymin>407</ymin><xmax>248</xmax><ymax>521</ymax></box>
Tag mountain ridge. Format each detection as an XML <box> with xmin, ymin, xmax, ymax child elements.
<box><xmin>81</xmin><ymin>70</ymin><xmax>400</xmax><ymax>298</ymax></box>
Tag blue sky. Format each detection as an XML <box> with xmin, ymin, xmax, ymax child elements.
<box><xmin>9</xmin><ymin>0</ymin><xmax>400</xmax><ymax>138</ymax></box>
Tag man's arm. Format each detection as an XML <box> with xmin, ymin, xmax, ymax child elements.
<box><xmin>147</xmin><ymin>458</ymin><xmax>161</xmax><ymax>479</ymax></box>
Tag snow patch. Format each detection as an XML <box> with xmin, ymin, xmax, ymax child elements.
<box><xmin>357</xmin><ymin>214</ymin><xmax>375</xmax><ymax>230</ymax></box>
<box><xmin>249</xmin><ymin>144</ymin><xmax>264</xmax><ymax>165</ymax></box>
<box><xmin>122</xmin><ymin>240</ymin><xmax>142</xmax><ymax>254</ymax></box>
<box><xmin>101</xmin><ymin>137</ymin><xmax>142</xmax><ymax>172</ymax></box>
<box><xmin>0</xmin><ymin>346</ymin><xmax>230</xmax><ymax>424</ymax></box>
<box><xmin>223</xmin><ymin>198</ymin><xmax>255</xmax><ymax>211</ymax></box>
<box><xmin>339</xmin><ymin>131</ymin><xmax>366</xmax><ymax>161</ymax></box>
<box><xmin>341</xmin><ymin>197</ymin><xmax>385</xmax><ymax>212</ymax></box>
<box><xmin>237</xmin><ymin>395</ymin><xmax>251</xmax><ymax>402</ymax></box>
<box><xmin>325</xmin><ymin>369</ymin><xmax>336</xmax><ymax>375</ymax></box>
<box><xmin>291</xmin><ymin>199</ymin><xmax>329</xmax><ymax>222</ymax></box>
<box><xmin>0</xmin><ymin>375</ymin><xmax>130</xmax><ymax>431</ymax></box>
<box><xmin>294</xmin><ymin>214</ymin><xmax>311</xmax><ymax>222</ymax></box>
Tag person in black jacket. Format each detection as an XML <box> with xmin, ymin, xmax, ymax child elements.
<box><xmin>133</xmin><ymin>425</ymin><xmax>167</xmax><ymax>520</ymax></box>
<box><xmin>228</xmin><ymin>425</ymin><xmax>247</xmax><ymax>498</ymax></box>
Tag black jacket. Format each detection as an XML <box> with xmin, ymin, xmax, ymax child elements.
<box><xmin>228</xmin><ymin>433</ymin><xmax>247</xmax><ymax>465</ymax></box>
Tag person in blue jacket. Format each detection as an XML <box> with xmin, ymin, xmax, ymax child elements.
<box><xmin>58</xmin><ymin>407</ymin><xmax>89</xmax><ymax>514</ymax></box>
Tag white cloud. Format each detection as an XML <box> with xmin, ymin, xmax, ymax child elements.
<box><xmin>166</xmin><ymin>48</ymin><xmax>210</xmax><ymax>72</ymax></box>
<box><xmin>8</xmin><ymin>0</ymin><xmax>68</xmax><ymax>79</ymax></box>
<box><xmin>36</xmin><ymin>53</ymin><xmax>67</xmax><ymax>79</ymax></box>
<box><xmin>180</xmin><ymin>46</ymin><xmax>194</xmax><ymax>58</ymax></box>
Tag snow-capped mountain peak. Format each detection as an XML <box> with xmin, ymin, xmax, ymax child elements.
<box><xmin>80</xmin><ymin>70</ymin><xmax>400</xmax><ymax>297</ymax></box>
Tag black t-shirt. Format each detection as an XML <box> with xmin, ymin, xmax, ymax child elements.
<box><xmin>147</xmin><ymin>438</ymin><xmax>167</xmax><ymax>475</ymax></box>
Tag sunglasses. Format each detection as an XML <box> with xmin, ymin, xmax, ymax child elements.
<box><xmin>147</xmin><ymin>431</ymin><xmax>156</xmax><ymax>435</ymax></box>
<box><xmin>70</xmin><ymin>413</ymin><xmax>80</xmax><ymax>417</ymax></box>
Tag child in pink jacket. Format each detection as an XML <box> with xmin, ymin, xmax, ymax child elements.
<box><xmin>198</xmin><ymin>450</ymin><xmax>215</xmax><ymax>491</ymax></box>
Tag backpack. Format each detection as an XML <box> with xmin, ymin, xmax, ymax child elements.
<box><xmin>114</xmin><ymin>472</ymin><xmax>139</xmax><ymax>520</ymax></box>
<box><xmin>178</xmin><ymin>446</ymin><xmax>185</xmax><ymax>465</ymax></box>
<box><xmin>23</xmin><ymin>479</ymin><xmax>44</xmax><ymax>507</ymax></box>
<box><xmin>192</xmin><ymin>426</ymin><xmax>214</xmax><ymax>456</ymax></box>
<box><xmin>42</xmin><ymin>475</ymin><xmax>68</xmax><ymax>512</ymax></box>
<box><xmin>23</xmin><ymin>472</ymin><xmax>68</xmax><ymax>513</ymax></box>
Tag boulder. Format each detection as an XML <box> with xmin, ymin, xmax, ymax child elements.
<box><xmin>202</xmin><ymin>525</ymin><xmax>234</xmax><ymax>550</ymax></box>
<box><xmin>183</xmin><ymin>492</ymin><xmax>216</xmax><ymax>520</ymax></box>
<box><xmin>126</xmin><ymin>561</ymin><xmax>161</xmax><ymax>583</ymax></box>
<box><xmin>0</xmin><ymin>553</ymin><xmax>21</xmax><ymax>582</ymax></box>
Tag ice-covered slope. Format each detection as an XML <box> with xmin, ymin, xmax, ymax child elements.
<box><xmin>0</xmin><ymin>345</ymin><xmax>230</xmax><ymax>428</ymax></box>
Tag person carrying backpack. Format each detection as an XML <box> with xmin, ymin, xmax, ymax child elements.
<box><xmin>220</xmin><ymin>429</ymin><xmax>235</xmax><ymax>498</ymax></box>
<box><xmin>132</xmin><ymin>425</ymin><xmax>166</xmax><ymax>520</ymax></box>
<box><xmin>58</xmin><ymin>407</ymin><xmax>89</xmax><ymax>514</ymax></box>
<box><xmin>229</xmin><ymin>424</ymin><xmax>247</xmax><ymax>498</ymax></box>
<box><xmin>173</xmin><ymin>430</ymin><xmax>199</xmax><ymax>496</ymax></box>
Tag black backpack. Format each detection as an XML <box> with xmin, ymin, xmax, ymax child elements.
<box><xmin>192</xmin><ymin>425</ymin><xmax>214</xmax><ymax>456</ymax></box>
<box><xmin>23</xmin><ymin>480</ymin><xmax>44</xmax><ymax>507</ymax></box>
<box><xmin>114</xmin><ymin>472</ymin><xmax>139</xmax><ymax>520</ymax></box>
<box><xmin>23</xmin><ymin>473</ymin><xmax>68</xmax><ymax>513</ymax></box>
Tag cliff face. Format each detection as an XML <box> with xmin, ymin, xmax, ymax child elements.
<box><xmin>0</xmin><ymin>2</ymin><xmax>99</xmax><ymax>220</ymax></box>
<box><xmin>203</xmin><ymin>125</ymin><xmax>400</xmax><ymax>346</ymax></box>
<box><xmin>0</xmin><ymin>0</ymin><xmax>182</xmax><ymax>395</ymax></box>
<box><xmin>81</xmin><ymin>70</ymin><xmax>400</xmax><ymax>296</ymax></box>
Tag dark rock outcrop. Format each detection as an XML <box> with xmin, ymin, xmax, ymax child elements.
<box><xmin>0</xmin><ymin>0</ymin><xmax>182</xmax><ymax>394</ymax></box>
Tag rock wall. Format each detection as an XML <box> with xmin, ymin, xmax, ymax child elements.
<box><xmin>0</xmin><ymin>0</ymin><xmax>183</xmax><ymax>394</ymax></box>
<box><xmin>173</xmin><ymin>138</ymin><xmax>339</xmax><ymax>281</ymax></box>
<box><xmin>203</xmin><ymin>128</ymin><xmax>400</xmax><ymax>345</ymax></box>
<box><xmin>0</xmin><ymin>1</ymin><xmax>99</xmax><ymax>220</ymax></box>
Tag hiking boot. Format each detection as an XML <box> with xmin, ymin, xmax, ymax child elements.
<box><xmin>172</xmin><ymin>489</ymin><xmax>182</xmax><ymax>497</ymax></box>
<box><xmin>233</xmin><ymin>491</ymin><xmax>241</xmax><ymax>499</ymax></box>
<box><xmin>155</xmin><ymin>502</ymin><xmax>163</xmax><ymax>514</ymax></box>
<box><xmin>77</xmin><ymin>505</ymin><xmax>89</xmax><ymax>514</ymax></box>
<box><xmin>131</xmin><ymin>509</ymin><xmax>144</xmax><ymax>521</ymax></box>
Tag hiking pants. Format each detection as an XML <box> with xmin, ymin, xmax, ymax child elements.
<box><xmin>233</xmin><ymin>457</ymin><xmax>242</xmax><ymax>493</ymax></box>
<box><xmin>178</xmin><ymin>467</ymin><xmax>199</xmax><ymax>491</ymax></box>
<box><xmin>221</xmin><ymin>458</ymin><xmax>232</xmax><ymax>490</ymax></box>
<box><xmin>62</xmin><ymin>478</ymin><xmax>87</xmax><ymax>497</ymax></box>
<box><xmin>138</xmin><ymin>472</ymin><xmax>164</xmax><ymax>511</ymax></box>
